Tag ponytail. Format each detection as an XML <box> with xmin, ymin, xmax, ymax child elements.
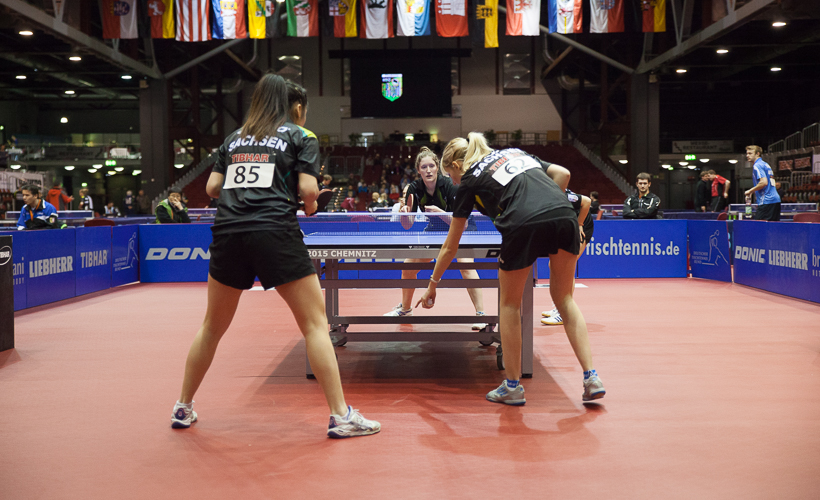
<box><xmin>463</xmin><ymin>132</ymin><xmax>493</xmax><ymax>170</ymax></box>
<box><xmin>241</xmin><ymin>73</ymin><xmax>289</xmax><ymax>140</ymax></box>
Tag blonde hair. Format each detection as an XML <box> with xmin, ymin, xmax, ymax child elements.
<box><xmin>746</xmin><ymin>145</ymin><xmax>763</xmax><ymax>156</ymax></box>
<box><xmin>442</xmin><ymin>133</ymin><xmax>493</xmax><ymax>175</ymax></box>
<box><xmin>414</xmin><ymin>146</ymin><xmax>440</xmax><ymax>174</ymax></box>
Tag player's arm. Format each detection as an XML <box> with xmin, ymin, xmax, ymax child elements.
<box><xmin>206</xmin><ymin>172</ymin><xmax>224</xmax><ymax>199</ymax></box>
<box><xmin>416</xmin><ymin>216</ymin><xmax>468</xmax><ymax>309</ymax></box>
<box><xmin>578</xmin><ymin>195</ymin><xmax>590</xmax><ymax>238</ymax></box>
<box><xmin>723</xmin><ymin>179</ymin><xmax>731</xmax><ymax>197</ymax></box>
<box><xmin>298</xmin><ymin>172</ymin><xmax>319</xmax><ymax>216</ymax></box>
<box><xmin>622</xmin><ymin>197</ymin><xmax>636</xmax><ymax>218</ymax></box>
<box><xmin>745</xmin><ymin>170</ymin><xmax>768</xmax><ymax>197</ymax></box>
<box><xmin>546</xmin><ymin>164</ymin><xmax>571</xmax><ymax>192</ymax></box>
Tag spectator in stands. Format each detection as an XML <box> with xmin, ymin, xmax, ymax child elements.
<box><xmin>707</xmin><ymin>170</ymin><xmax>730</xmax><ymax>212</ymax></box>
<box><xmin>390</xmin><ymin>183</ymin><xmax>400</xmax><ymax>197</ymax></box>
<box><xmin>181</xmin><ymin>192</ymin><xmax>189</xmax><ymax>208</ymax></box>
<box><xmin>368</xmin><ymin>192</ymin><xmax>384</xmax><ymax>211</ymax></box>
<box><xmin>744</xmin><ymin>145</ymin><xmax>781</xmax><ymax>221</ymax></box>
<box><xmin>400</xmin><ymin>174</ymin><xmax>411</xmax><ymax>191</ymax></box>
<box><xmin>137</xmin><ymin>189</ymin><xmax>151</xmax><ymax>214</ymax></box>
<box><xmin>155</xmin><ymin>188</ymin><xmax>190</xmax><ymax>224</ymax></box>
<box><xmin>16</xmin><ymin>184</ymin><xmax>57</xmax><ymax>230</ymax></box>
<box><xmin>320</xmin><ymin>174</ymin><xmax>333</xmax><ymax>189</ymax></box>
<box><xmin>775</xmin><ymin>181</ymin><xmax>786</xmax><ymax>200</ymax></box>
<box><xmin>589</xmin><ymin>191</ymin><xmax>600</xmax><ymax>215</ymax></box>
<box><xmin>46</xmin><ymin>183</ymin><xmax>73</xmax><ymax>210</ymax></box>
<box><xmin>695</xmin><ymin>171</ymin><xmax>712</xmax><ymax>212</ymax></box>
<box><xmin>78</xmin><ymin>188</ymin><xmax>93</xmax><ymax>212</ymax></box>
<box><xmin>341</xmin><ymin>190</ymin><xmax>357</xmax><ymax>212</ymax></box>
<box><xmin>123</xmin><ymin>190</ymin><xmax>136</xmax><ymax>216</ymax></box>
<box><xmin>104</xmin><ymin>201</ymin><xmax>121</xmax><ymax>217</ymax></box>
<box><xmin>623</xmin><ymin>172</ymin><xmax>661</xmax><ymax>219</ymax></box>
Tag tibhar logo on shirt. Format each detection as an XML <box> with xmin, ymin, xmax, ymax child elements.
<box><xmin>231</xmin><ymin>153</ymin><xmax>270</xmax><ymax>163</ymax></box>
<box><xmin>80</xmin><ymin>250</ymin><xmax>109</xmax><ymax>269</ymax></box>
<box><xmin>29</xmin><ymin>256</ymin><xmax>74</xmax><ymax>278</ymax></box>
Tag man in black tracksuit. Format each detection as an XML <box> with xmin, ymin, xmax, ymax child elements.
<box><xmin>694</xmin><ymin>171</ymin><xmax>712</xmax><ymax>212</ymax></box>
<box><xmin>623</xmin><ymin>172</ymin><xmax>661</xmax><ymax>219</ymax></box>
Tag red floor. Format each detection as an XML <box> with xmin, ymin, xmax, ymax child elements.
<box><xmin>1</xmin><ymin>279</ymin><xmax>819</xmax><ymax>499</ymax></box>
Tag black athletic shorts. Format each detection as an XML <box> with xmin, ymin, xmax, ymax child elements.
<box><xmin>498</xmin><ymin>208</ymin><xmax>580</xmax><ymax>271</ymax></box>
<box><xmin>754</xmin><ymin>202</ymin><xmax>781</xmax><ymax>222</ymax></box>
<box><xmin>208</xmin><ymin>229</ymin><xmax>316</xmax><ymax>290</ymax></box>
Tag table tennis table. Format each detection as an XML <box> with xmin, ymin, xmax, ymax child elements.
<box><xmin>301</xmin><ymin>212</ymin><xmax>535</xmax><ymax>378</ymax></box>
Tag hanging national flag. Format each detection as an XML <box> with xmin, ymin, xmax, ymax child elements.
<box><xmin>266</xmin><ymin>0</ymin><xmax>285</xmax><ymax>37</ymax></box>
<box><xmin>148</xmin><ymin>0</ymin><xmax>175</xmax><ymax>38</ymax></box>
<box><xmin>330</xmin><ymin>0</ymin><xmax>357</xmax><ymax>37</ymax></box>
<box><xmin>506</xmin><ymin>0</ymin><xmax>541</xmax><ymax>36</ymax></box>
<box><xmin>470</xmin><ymin>0</ymin><xmax>497</xmax><ymax>47</ymax></box>
<box><xmin>100</xmin><ymin>0</ymin><xmax>139</xmax><ymax>39</ymax></box>
<box><xmin>547</xmin><ymin>0</ymin><xmax>581</xmax><ymax>34</ymax></box>
<box><xmin>396</xmin><ymin>0</ymin><xmax>430</xmax><ymax>37</ymax></box>
<box><xmin>176</xmin><ymin>0</ymin><xmax>210</xmax><ymax>41</ymax></box>
<box><xmin>641</xmin><ymin>0</ymin><xmax>666</xmax><ymax>32</ymax></box>
<box><xmin>360</xmin><ymin>0</ymin><xmax>393</xmax><ymax>38</ymax></box>
<box><xmin>212</xmin><ymin>0</ymin><xmax>248</xmax><ymax>39</ymax></box>
<box><xmin>285</xmin><ymin>0</ymin><xmax>319</xmax><ymax>36</ymax></box>
<box><xmin>589</xmin><ymin>0</ymin><xmax>623</xmax><ymax>33</ymax></box>
<box><xmin>435</xmin><ymin>0</ymin><xmax>467</xmax><ymax>37</ymax></box>
<box><xmin>247</xmin><ymin>0</ymin><xmax>266</xmax><ymax>37</ymax></box>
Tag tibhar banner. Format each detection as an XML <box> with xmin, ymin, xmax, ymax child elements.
<box><xmin>75</xmin><ymin>226</ymin><xmax>112</xmax><ymax>296</ymax></box>
<box><xmin>577</xmin><ymin>220</ymin><xmax>688</xmax><ymax>278</ymax></box>
<box><xmin>733</xmin><ymin>221</ymin><xmax>820</xmax><ymax>304</ymax></box>
<box><xmin>139</xmin><ymin>225</ymin><xmax>211</xmax><ymax>283</ymax></box>
<box><xmin>688</xmin><ymin>220</ymin><xmax>732</xmax><ymax>282</ymax></box>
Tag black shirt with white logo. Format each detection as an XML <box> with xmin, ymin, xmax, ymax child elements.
<box><xmin>405</xmin><ymin>176</ymin><xmax>458</xmax><ymax>212</ymax></box>
<box><xmin>211</xmin><ymin>123</ymin><xmax>320</xmax><ymax>235</ymax></box>
<box><xmin>451</xmin><ymin>148</ymin><xmax>572</xmax><ymax>232</ymax></box>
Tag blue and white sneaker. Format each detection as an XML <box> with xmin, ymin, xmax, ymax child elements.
<box><xmin>383</xmin><ymin>304</ymin><xmax>412</xmax><ymax>317</ymax></box>
<box><xmin>171</xmin><ymin>402</ymin><xmax>198</xmax><ymax>429</ymax></box>
<box><xmin>486</xmin><ymin>381</ymin><xmax>526</xmax><ymax>406</ymax></box>
<box><xmin>582</xmin><ymin>375</ymin><xmax>606</xmax><ymax>402</ymax></box>
<box><xmin>327</xmin><ymin>406</ymin><xmax>381</xmax><ymax>438</ymax></box>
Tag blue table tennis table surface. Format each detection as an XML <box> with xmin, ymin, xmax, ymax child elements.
<box><xmin>303</xmin><ymin>231</ymin><xmax>501</xmax><ymax>248</ymax></box>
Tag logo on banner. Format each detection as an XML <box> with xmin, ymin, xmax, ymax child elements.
<box><xmin>114</xmin><ymin>233</ymin><xmax>139</xmax><ymax>272</ymax></box>
<box><xmin>585</xmin><ymin>236</ymin><xmax>680</xmax><ymax>257</ymax></box>
<box><xmin>148</xmin><ymin>0</ymin><xmax>165</xmax><ymax>16</ymax></box>
<box><xmin>112</xmin><ymin>1</ymin><xmax>131</xmax><ymax>16</ymax></box>
<box><xmin>0</xmin><ymin>246</ymin><xmax>10</xmax><ymax>266</ymax></box>
<box><xmin>382</xmin><ymin>74</ymin><xmax>403</xmax><ymax>102</ymax></box>
<box><xmin>145</xmin><ymin>247</ymin><xmax>210</xmax><ymax>260</ymax></box>
<box><xmin>692</xmin><ymin>230</ymin><xmax>729</xmax><ymax>267</ymax></box>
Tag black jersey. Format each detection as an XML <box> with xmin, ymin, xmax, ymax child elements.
<box><xmin>405</xmin><ymin>176</ymin><xmax>458</xmax><ymax>212</ymax></box>
<box><xmin>451</xmin><ymin>148</ymin><xmax>572</xmax><ymax>232</ymax></box>
<box><xmin>566</xmin><ymin>189</ymin><xmax>594</xmax><ymax>235</ymax></box>
<box><xmin>211</xmin><ymin>123</ymin><xmax>320</xmax><ymax>235</ymax></box>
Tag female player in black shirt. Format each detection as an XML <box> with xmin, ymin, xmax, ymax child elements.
<box><xmin>171</xmin><ymin>75</ymin><xmax>380</xmax><ymax>438</ymax></box>
<box><xmin>416</xmin><ymin>133</ymin><xmax>605</xmax><ymax>405</ymax></box>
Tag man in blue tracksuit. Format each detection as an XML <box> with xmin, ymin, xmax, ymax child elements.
<box><xmin>16</xmin><ymin>184</ymin><xmax>57</xmax><ymax>230</ymax></box>
<box><xmin>744</xmin><ymin>145</ymin><xmax>781</xmax><ymax>221</ymax></box>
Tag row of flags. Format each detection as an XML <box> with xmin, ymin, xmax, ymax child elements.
<box><xmin>99</xmin><ymin>0</ymin><xmax>665</xmax><ymax>45</ymax></box>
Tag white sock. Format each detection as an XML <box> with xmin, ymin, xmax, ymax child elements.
<box><xmin>175</xmin><ymin>401</ymin><xmax>193</xmax><ymax>409</ymax></box>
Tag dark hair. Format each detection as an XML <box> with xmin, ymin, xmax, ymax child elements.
<box><xmin>21</xmin><ymin>184</ymin><xmax>40</xmax><ymax>196</ymax></box>
<box><xmin>169</xmin><ymin>187</ymin><xmax>182</xmax><ymax>195</ymax></box>
<box><xmin>241</xmin><ymin>73</ymin><xmax>289</xmax><ymax>140</ymax></box>
<box><xmin>636</xmin><ymin>172</ymin><xmax>652</xmax><ymax>182</ymax></box>
<box><xmin>590</xmin><ymin>191</ymin><xmax>599</xmax><ymax>198</ymax></box>
<box><xmin>286</xmin><ymin>80</ymin><xmax>309</xmax><ymax>123</ymax></box>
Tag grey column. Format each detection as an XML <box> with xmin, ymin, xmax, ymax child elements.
<box><xmin>139</xmin><ymin>79</ymin><xmax>172</xmax><ymax>201</ymax></box>
<box><xmin>630</xmin><ymin>74</ymin><xmax>663</xmax><ymax>206</ymax></box>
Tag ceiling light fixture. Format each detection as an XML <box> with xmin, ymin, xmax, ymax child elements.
<box><xmin>10</xmin><ymin>164</ymin><xmax>22</xmax><ymax>170</ymax></box>
<box><xmin>19</xmin><ymin>30</ymin><xmax>33</xmax><ymax>36</ymax></box>
<box><xmin>662</xmin><ymin>164</ymin><xmax>671</xmax><ymax>169</ymax></box>
<box><xmin>107</xmin><ymin>171</ymin><xmax>117</xmax><ymax>175</ymax></box>
<box><xmin>16</xmin><ymin>75</ymin><xmax>26</xmax><ymax>80</ymax></box>
<box><xmin>771</xmin><ymin>67</ymin><xmax>782</xmax><ymax>72</ymax></box>
<box><xmin>699</xmin><ymin>159</ymin><xmax>710</xmax><ymax>163</ymax></box>
<box><xmin>69</xmin><ymin>55</ymin><xmax>82</xmax><ymax>62</ymax></box>
<box><xmin>132</xmin><ymin>170</ymin><xmax>142</xmax><ymax>176</ymax></box>
<box><xmin>676</xmin><ymin>68</ymin><xmax>687</xmax><ymax>74</ymax></box>
<box><xmin>114</xmin><ymin>166</ymin><xmax>124</xmax><ymax>172</ymax></box>
<box><xmin>728</xmin><ymin>159</ymin><xmax>738</xmax><ymax>164</ymax></box>
<box><xmin>64</xmin><ymin>90</ymin><xmax>75</xmax><ymax>95</ymax></box>
<box><xmin>687</xmin><ymin>165</ymin><xmax>697</xmax><ymax>170</ymax></box>
<box><xmin>60</xmin><ymin>117</ymin><xmax>68</xmax><ymax>123</ymax></box>
<box><xmin>174</xmin><ymin>163</ymin><xmax>185</xmax><ymax>169</ymax></box>
<box><xmin>679</xmin><ymin>161</ymin><xmax>689</xmax><ymax>166</ymax></box>
<box><xmin>619</xmin><ymin>159</ymin><xmax>628</xmax><ymax>164</ymax></box>
<box><xmin>716</xmin><ymin>49</ymin><xmax>729</xmax><ymax>54</ymax></box>
<box><xmin>88</xmin><ymin>168</ymin><xmax>98</xmax><ymax>173</ymax></box>
<box><xmin>64</xmin><ymin>166</ymin><xmax>75</xmax><ymax>171</ymax></box>
<box><xmin>772</xmin><ymin>21</ymin><xmax>786</xmax><ymax>27</ymax></box>
<box><xmin>92</xmin><ymin>164</ymin><xmax>103</xmax><ymax>168</ymax></box>
<box><xmin>121</xmin><ymin>75</ymin><xmax>132</xmax><ymax>80</ymax></box>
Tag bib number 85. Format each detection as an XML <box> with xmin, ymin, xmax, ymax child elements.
<box><xmin>223</xmin><ymin>162</ymin><xmax>275</xmax><ymax>189</ymax></box>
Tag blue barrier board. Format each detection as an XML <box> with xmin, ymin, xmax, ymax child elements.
<box><xmin>75</xmin><ymin>226</ymin><xmax>112</xmax><ymax>296</ymax></box>
<box><xmin>25</xmin><ymin>228</ymin><xmax>76</xmax><ymax>308</ymax></box>
<box><xmin>688</xmin><ymin>220</ymin><xmax>732</xmax><ymax>282</ymax></box>
<box><xmin>0</xmin><ymin>231</ymin><xmax>28</xmax><ymax>311</ymax></box>
<box><xmin>139</xmin><ymin>225</ymin><xmax>211</xmax><ymax>283</ymax></box>
<box><xmin>112</xmin><ymin>225</ymin><xmax>140</xmax><ymax>287</ymax></box>
<box><xmin>577</xmin><ymin>220</ymin><xmax>688</xmax><ymax>278</ymax></box>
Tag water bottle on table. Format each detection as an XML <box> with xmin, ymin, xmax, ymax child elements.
<box><xmin>745</xmin><ymin>195</ymin><xmax>752</xmax><ymax>219</ymax></box>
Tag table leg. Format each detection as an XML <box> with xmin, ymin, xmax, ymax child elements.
<box><xmin>521</xmin><ymin>267</ymin><xmax>534</xmax><ymax>378</ymax></box>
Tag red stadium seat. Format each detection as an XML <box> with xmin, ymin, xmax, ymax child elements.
<box><xmin>717</xmin><ymin>212</ymin><xmax>728</xmax><ymax>221</ymax></box>
<box><xmin>84</xmin><ymin>218</ymin><xmax>115</xmax><ymax>227</ymax></box>
<box><xmin>793</xmin><ymin>212</ymin><xmax>820</xmax><ymax>223</ymax></box>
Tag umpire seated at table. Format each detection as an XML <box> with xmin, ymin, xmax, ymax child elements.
<box><xmin>155</xmin><ymin>188</ymin><xmax>191</xmax><ymax>224</ymax></box>
<box><xmin>16</xmin><ymin>184</ymin><xmax>58</xmax><ymax>230</ymax></box>
<box><xmin>623</xmin><ymin>172</ymin><xmax>661</xmax><ymax>219</ymax></box>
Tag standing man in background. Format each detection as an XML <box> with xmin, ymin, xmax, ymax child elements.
<box><xmin>744</xmin><ymin>145</ymin><xmax>781</xmax><ymax>221</ymax></box>
<box><xmin>708</xmin><ymin>170</ymin><xmax>730</xmax><ymax>212</ymax></box>
<box><xmin>46</xmin><ymin>183</ymin><xmax>73</xmax><ymax>210</ymax></box>
<box><xmin>123</xmin><ymin>190</ymin><xmax>136</xmax><ymax>216</ymax></box>
<box><xmin>136</xmin><ymin>189</ymin><xmax>152</xmax><ymax>214</ymax></box>
<box><xmin>78</xmin><ymin>188</ymin><xmax>93</xmax><ymax>212</ymax></box>
<box><xmin>695</xmin><ymin>171</ymin><xmax>712</xmax><ymax>212</ymax></box>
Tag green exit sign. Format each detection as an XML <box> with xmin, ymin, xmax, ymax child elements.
<box><xmin>105</xmin><ymin>160</ymin><xmax>117</xmax><ymax>166</ymax></box>
<box><xmin>684</xmin><ymin>154</ymin><xmax>697</xmax><ymax>161</ymax></box>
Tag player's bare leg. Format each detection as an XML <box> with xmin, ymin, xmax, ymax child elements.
<box><xmin>179</xmin><ymin>275</ymin><xmax>242</xmax><ymax>404</ymax></box>
<box><xmin>496</xmin><ymin>265</ymin><xmax>532</xmax><ymax>381</ymax></box>
<box><xmin>399</xmin><ymin>258</ymin><xmax>431</xmax><ymax>311</ymax></box>
<box><xmin>549</xmin><ymin>249</ymin><xmax>593</xmax><ymax>371</ymax></box>
<box><xmin>277</xmin><ymin>273</ymin><xmax>348</xmax><ymax>417</ymax></box>
<box><xmin>456</xmin><ymin>258</ymin><xmax>485</xmax><ymax>313</ymax></box>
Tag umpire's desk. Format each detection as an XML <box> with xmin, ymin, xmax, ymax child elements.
<box><xmin>301</xmin><ymin>213</ymin><xmax>535</xmax><ymax>378</ymax></box>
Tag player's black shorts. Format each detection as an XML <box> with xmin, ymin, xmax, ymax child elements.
<box><xmin>582</xmin><ymin>222</ymin><xmax>594</xmax><ymax>244</ymax></box>
<box><xmin>754</xmin><ymin>202</ymin><xmax>781</xmax><ymax>222</ymax></box>
<box><xmin>498</xmin><ymin>208</ymin><xmax>580</xmax><ymax>271</ymax></box>
<box><xmin>208</xmin><ymin>229</ymin><xmax>316</xmax><ymax>290</ymax></box>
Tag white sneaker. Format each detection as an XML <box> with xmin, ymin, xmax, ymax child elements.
<box><xmin>541</xmin><ymin>312</ymin><xmax>563</xmax><ymax>325</ymax></box>
<box><xmin>583</xmin><ymin>375</ymin><xmax>606</xmax><ymax>401</ymax></box>
<box><xmin>327</xmin><ymin>406</ymin><xmax>381</xmax><ymax>438</ymax></box>
<box><xmin>383</xmin><ymin>303</ymin><xmax>412</xmax><ymax>317</ymax></box>
<box><xmin>171</xmin><ymin>402</ymin><xmax>197</xmax><ymax>429</ymax></box>
<box><xmin>541</xmin><ymin>307</ymin><xmax>558</xmax><ymax>318</ymax></box>
<box><xmin>472</xmin><ymin>311</ymin><xmax>488</xmax><ymax>331</ymax></box>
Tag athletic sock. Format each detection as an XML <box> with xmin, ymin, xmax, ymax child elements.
<box><xmin>584</xmin><ymin>369</ymin><xmax>598</xmax><ymax>380</ymax></box>
<box><xmin>505</xmin><ymin>379</ymin><xmax>520</xmax><ymax>389</ymax></box>
<box><xmin>175</xmin><ymin>401</ymin><xmax>193</xmax><ymax>410</ymax></box>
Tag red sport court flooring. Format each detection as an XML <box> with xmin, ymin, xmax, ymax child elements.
<box><xmin>2</xmin><ymin>278</ymin><xmax>819</xmax><ymax>499</ymax></box>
